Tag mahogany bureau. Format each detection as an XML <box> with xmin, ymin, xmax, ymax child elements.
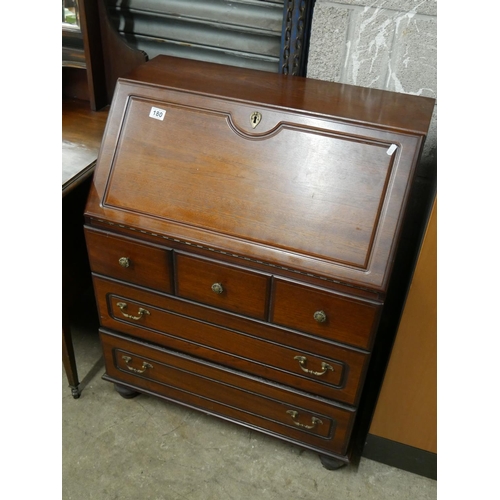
<box><xmin>84</xmin><ymin>55</ymin><xmax>435</xmax><ymax>469</ymax></box>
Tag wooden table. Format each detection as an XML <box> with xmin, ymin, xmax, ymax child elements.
<box><xmin>62</xmin><ymin>98</ymin><xmax>108</xmax><ymax>398</ymax></box>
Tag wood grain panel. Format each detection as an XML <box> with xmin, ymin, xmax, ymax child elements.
<box><xmin>62</xmin><ymin>98</ymin><xmax>108</xmax><ymax>194</ymax></box>
<box><xmin>104</xmin><ymin>97</ymin><xmax>394</xmax><ymax>268</ymax></box>
<box><xmin>272</xmin><ymin>278</ymin><xmax>381</xmax><ymax>350</ymax></box>
<box><xmin>82</xmin><ymin>56</ymin><xmax>436</xmax><ymax>465</ymax></box>
<box><xmin>85</xmin><ymin>227</ymin><xmax>174</xmax><ymax>293</ymax></box>
<box><xmin>92</xmin><ymin>275</ymin><xmax>369</xmax><ymax>405</ymax></box>
<box><xmin>175</xmin><ymin>252</ymin><xmax>271</xmax><ymax>320</ymax></box>
<box><xmin>369</xmin><ymin>199</ymin><xmax>437</xmax><ymax>453</ymax></box>
<box><xmin>101</xmin><ymin>329</ymin><xmax>356</xmax><ymax>457</ymax></box>
<box><xmin>85</xmin><ymin>55</ymin><xmax>435</xmax><ymax>291</ymax></box>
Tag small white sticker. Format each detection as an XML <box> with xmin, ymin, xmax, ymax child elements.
<box><xmin>387</xmin><ymin>144</ymin><xmax>398</xmax><ymax>155</ymax></box>
<box><xmin>149</xmin><ymin>107</ymin><xmax>166</xmax><ymax>121</ymax></box>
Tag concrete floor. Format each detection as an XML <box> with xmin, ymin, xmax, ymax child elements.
<box><xmin>63</xmin><ymin>291</ymin><xmax>437</xmax><ymax>500</ymax></box>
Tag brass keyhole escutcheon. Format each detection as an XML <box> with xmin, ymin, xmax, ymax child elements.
<box><xmin>250</xmin><ymin>111</ymin><xmax>262</xmax><ymax>129</ymax></box>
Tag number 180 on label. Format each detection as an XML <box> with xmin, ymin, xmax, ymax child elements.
<box><xmin>149</xmin><ymin>107</ymin><xmax>166</xmax><ymax>121</ymax></box>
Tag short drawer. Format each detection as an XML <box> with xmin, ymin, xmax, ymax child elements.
<box><xmin>93</xmin><ymin>276</ymin><xmax>369</xmax><ymax>405</ymax></box>
<box><xmin>101</xmin><ymin>330</ymin><xmax>356</xmax><ymax>457</ymax></box>
<box><xmin>175</xmin><ymin>253</ymin><xmax>270</xmax><ymax>320</ymax></box>
<box><xmin>271</xmin><ymin>279</ymin><xmax>381</xmax><ymax>350</ymax></box>
<box><xmin>85</xmin><ymin>228</ymin><xmax>173</xmax><ymax>293</ymax></box>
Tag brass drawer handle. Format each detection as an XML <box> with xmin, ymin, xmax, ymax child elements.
<box><xmin>313</xmin><ymin>310</ymin><xmax>327</xmax><ymax>323</ymax></box>
<box><xmin>286</xmin><ymin>410</ymin><xmax>323</xmax><ymax>430</ymax></box>
<box><xmin>211</xmin><ymin>282</ymin><xmax>224</xmax><ymax>294</ymax></box>
<box><xmin>116</xmin><ymin>302</ymin><xmax>150</xmax><ymax>321</ymax></box>
<box><xmin>118</xmin><ymin>257</ymin><xmax>130</xmax><ymax>268</ymax></box>
<box><xmin>294</xmin><ymin>356</ymin><xmax>334</xmax><ymax>376</ymax></box>
<box><xmin>122</xmin><ymin>356</ymin><xmax>153</xmax><ymax>374</ymax></box>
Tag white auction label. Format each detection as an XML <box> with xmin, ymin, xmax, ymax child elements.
<box><xmin>149</xmin><ymin>107</ymin><xmax>166</xmax><ymax>121</ymax></box>
<box><xmin>387</xmin><ymin>144</ymin><xmax>398</xmax><ymax>155</ymax></box>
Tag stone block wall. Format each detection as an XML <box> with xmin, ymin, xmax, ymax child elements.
<box><xmin>307</xmin><ymin>0</ymin><xmax>437</xmax><ymax>171</ymax></box>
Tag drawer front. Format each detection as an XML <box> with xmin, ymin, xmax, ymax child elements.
<box><xmin>85</xmin><ymin>228</ymin><xmax>173</xmax><ymax>293</ymax></box>
<box><xmin>175</xmin><ymin>253</ymin><xmax>270</xmax><ymax>320</ymax></box>
<box><xmin>94</xmin><ymin>276</ymin><xmax>368</xmax><ymax>405</ymax></box>
<box><xmin>271</xmin><ymin>279</ymin><xmax>381</xmax><ymax>350</ymax></box>
<box><xmin>101</xmin><ymin>330</ymin><xmax>356</xmax><ymax>456</ymax></box>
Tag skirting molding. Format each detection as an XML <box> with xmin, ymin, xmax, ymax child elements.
<box><xmin>363</xmin><ymin>434</ymin><xmax>437</xmax><ymax>480</ymax></box>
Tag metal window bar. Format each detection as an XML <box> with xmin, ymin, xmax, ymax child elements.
<box><xmin>104</xmin><ymin>0</ymin><xmax>315</xmax><ymax>75</ymax></box>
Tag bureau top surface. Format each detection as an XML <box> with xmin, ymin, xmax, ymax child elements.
<box><xmin>85</xmin><ymin>56</ymin><xmax>434</xmax><ymax>293</ymax></box>
<box><xmin>119</xmin><ymin>56</ymin><xmax>434</xmax><ymax>135</ymax></box>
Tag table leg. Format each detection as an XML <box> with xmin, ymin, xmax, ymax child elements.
<box><xmin>62</xmin><ymin>308</ymin><xmax>80</xmax><ymax>399</ymax></box>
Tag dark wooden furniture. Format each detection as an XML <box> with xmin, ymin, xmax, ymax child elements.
<box><xmin>84</xmin><ymin>55</ymin><xmax>434</xmax><ymax>467</ymax></box>
<box><xmin>62</xmin><ymin>99</ymin><xmax>109</xmax><ymax>398</ymax></box>
<box><xmin>63</xmin><ymin>0</ymin><xmax>148</xmax><ymax>111</ymax></box>
<box><xmin>62</xmin><ymin>0</ymin><xmax>148</xmax><ymax>398</ymax></box>
<box><xmin>364</xmin><ymin>198</ymin><xmax>437</xmax><ymax>478</ymax></box>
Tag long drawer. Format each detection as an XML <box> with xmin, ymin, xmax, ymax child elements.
<box><xmin>93</xmin><ymin>276</ymin><xmax>369</xmax><ymax>405</ymax></box>
<box><xmin>101</xmin><ymin>329</ymin><xmax>356</xmax><ymax>458</ymax></box>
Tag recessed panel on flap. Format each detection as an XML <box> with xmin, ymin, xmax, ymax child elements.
<box><xmin>103</xmin><ymin>97</ymin><xmax>395</xmax><ymax>269</ymax></box>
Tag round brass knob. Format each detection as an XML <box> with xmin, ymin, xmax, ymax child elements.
<box><xmin>211</xmin><ymin>283</ymin><xmax>224</xmax><ymax>294</ymax></box>
<box><xmin>313</xmin><ymin>310</ymin><xmax>327</xmax><ymax>323</ymax></box>
<box><xmin>118</xmin><ymin>257</ymin><xmax>130</xmax><ymax>268</ymax></box>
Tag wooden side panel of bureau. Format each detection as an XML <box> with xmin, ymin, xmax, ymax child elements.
<box><xmin>84</xmin><ymin>55</ymin><xmax>434</xmax><ymax>468</ymax></box>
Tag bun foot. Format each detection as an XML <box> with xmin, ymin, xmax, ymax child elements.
<box><xmin>114</xmin><ymin>384</ymin><xmax>140</xmax><ymax>399</ymax></box>
<box><xmin>319</xmin><ymin>454</ymin><xmax>347</xmax><ymax>470</ymax></box>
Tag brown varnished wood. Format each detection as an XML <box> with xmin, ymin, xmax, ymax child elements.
<box><xmin>175</xmin><ymin>252</ymin><xmax>271</xmax><ymax>321</ymax></box>
<box><xmin>103</xmin><ymin>99</ymin><xmax>395</xmax><ymax>272</ymax></box>
<box><xmin>62</xmin><ymin>98</ymin><xmax>108</xmax><ymax>196</ymax></box>
<box><xmin>86</xmin><ymin>217</ymin><xmax>383</xmax><ymax>301</ymax></box>
<box><xmin>271</xmin><ymin>279</ymin><xmax>381</xmax><ymax>351</ymax></box>
<box><xmin>83</xmin><ymin>56</ymin><xmax>435</xmax><ymax>465</ymax></box>
<box><xmin>62</xmin><ymin>68</ymin><xmax>90</xmax><ymax>103</ymax></box>
<box><xmin>85</xmin><ymin>227</ymin><xmax>173</xmax><ymax>294</ymax></box>
<box><xmin>118</xmin><ymin>56</ymin><xmax>434</xmax><ymax>135</ymax></box>
<box><xmin>101</xmin><ymin>329</ymin><xmax>356</xmax><ymax>457</ymax></box>
<box><xmin>77</xmin><ymin>0</ymin><xmax>148</xmax><ymax>110</ymax></box>
<box><xmin>62</xmin><ymin>99</ymin><xmax>108</xmax><ymax>396</ymax></box>
<box><xmin>63</xmin><ymin>176</ymin><xmax>94</xmax><ymax>398</ymax></box>
<box><xmin>92</xmin><ymin>276</ymin><xmax>369</xmax><ymax>406</ymax></box>
<box><xmin>78</xmin><ymin>0</ymin><xmax>107</xmax><ymax>110</ymax></box>
<box><xmin>369</xmin><ymin>199</ymin><xmax>437</xmax><ymax>452</ymax></box>
<box><xmin>97</xmin><ymin>0</ymin><xmax>148</xmax><ymax>104</ymax></box>
<box><xmin>85</xmin><ymin>56</ymin><xmax>433</xmax><ymax>291</ymax></box>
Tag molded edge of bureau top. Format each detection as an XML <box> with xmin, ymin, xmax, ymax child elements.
<box><xmin>120</xmin><ymin>55</ymin><xmax>435</xmax><ymax>135</ymax></box>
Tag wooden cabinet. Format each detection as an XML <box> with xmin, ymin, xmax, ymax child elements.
<box><xmin>62</xmin><ymin>99</ymin><xmax>109</xmax><ymax>398</ymax></box>
<box><xmin>62</xmin><ymin>0</ymin><xmax>148</xmax><ymax>398</ymax></box>
<box><xmin>84</xmin><ymin>55</ymin><xmax>434</xmax><ymax>467</ymax></box>
<box><xmin>364</xmin><ymin>199</ymin><xmax>437</xmax><ymax>477</ymax></box>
